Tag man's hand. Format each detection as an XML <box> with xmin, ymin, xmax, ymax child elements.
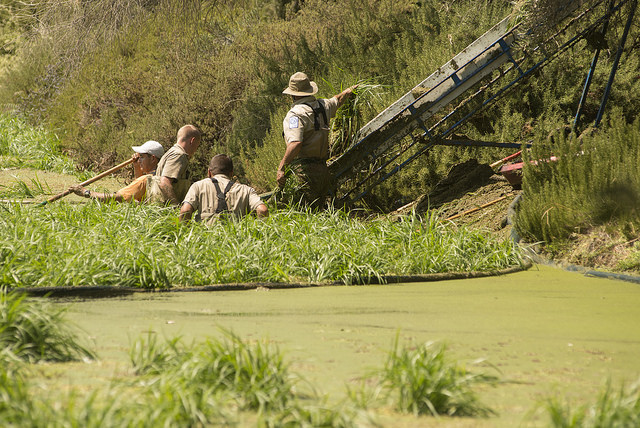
<box><xmin>69</xmin><ymin>185</ymin><xmax>87</xmax><ymax>197</ymax></box>
<box><xmin>276</xmin><ymin>169</ymin><xmax>287</xmax><ymax>188</ymax></box>
<box><xmin>335</xmin><ymin>84</ymin><xmax>359</xmax><ymax>107</ymax></box>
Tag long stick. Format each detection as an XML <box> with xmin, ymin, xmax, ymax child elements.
<box><xmin>490</xmin><ymin>151</ymin><xmax>521</xmax><ymax>169</ymax></box>
<box><xmin>445</xmin><ymin>193</ymin><xmax>512</xmax><ymax>221</ymax></box>
<box><xmin>38</xmin><ymin>158</ymin><xmax>135</xmax><ymax>206</ymax></box>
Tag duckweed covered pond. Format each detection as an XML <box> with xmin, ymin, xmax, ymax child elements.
<box><xmin>41</xmin><ymin>265</ymin><xmax>640</xmax><ymax>427</ymax></box>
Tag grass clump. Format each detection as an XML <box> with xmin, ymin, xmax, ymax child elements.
<box><xmin>130</xmin><ymin>329</ymin><xmax>298</xmax><ymax>413</ymax></box>
<box><xmin>0</xmin><ymin>202</ymin><xmax>523</xmax><ymax>289</ymax></box>
<box><xmin>0</xmin><ymin>287</ymin><xmax>95</xmax><ymax>362</ymax></box>
<box><xmin>352</xmin><ymin>336</ymin><xmax>498</xmax><ymax>418</ymax></box>
<box><xmin>0</xmin><ymin>328</ymin><xmax>364</xmax><ymax>427</ymax></box>
<box><xmin>546</xmin><ymin>379</ymin><xmax>640</xmax><ymax>428</ymax></box>
<box><xmin>516</xmin><ymin>116</ymin><xmax>640</xmax><ymax>251</ymax></box>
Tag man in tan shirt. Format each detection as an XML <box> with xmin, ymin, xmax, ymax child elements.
<box><xmin>277</xmin><ymin>72</ymin><xmax>357</xmax><ymax>208</ymax></box>
<box><xmin>69</xmin><ymin>140</ymin><xmax>164</xmax><ymax>202</ymax></box>
<box><xmin>179</xmin><ymin>154</ymin><xmax>268</xmax><ymax>224</ymax></box>
<box><xmin>154</xmin><ymin>124</ymin><xmax>201</xmax><ymax>204</ymax></box>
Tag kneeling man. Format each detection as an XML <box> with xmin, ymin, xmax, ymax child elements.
<box><xmin>179</xmin><ymin>154</ymin><xmax>268</xmax><ymax>224</ymax></box>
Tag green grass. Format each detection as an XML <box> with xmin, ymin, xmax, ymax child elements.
<box><xmin>0</xmin><ymin>328</ymin><xmax>363</xmax><ymax>427</ymax></box>
<box><xmin>0</xmin><ymin>113</ymin><xmax>76</xmax><ymax>174</ymax></box>
<box><xmin>354</xmin><ymin>336</ymin><xmax>499</xmax><ymax>417</ymax></box>
<box><xmin>546</xmin><ymin>379</ymin><xmax>640</xmax><ymax>428</ymax></box>
<box><xmin>131</xmin><ymin>329</ymin><xmax>298</xmax><ymax>412</ymax></box>
<box><xmin>0</xmin><ymin>287</ymin><xmax>96</xmax><ymax>362</ymax></box>
<box><xmin>0</xmin><ymin>202</ymin><xmax>523</xmax><ymax>289</ymax></box>
<box><xmin>0</xmin><ymin>174</ymin><xmax>50</xmax><ymax>198</ymax></box>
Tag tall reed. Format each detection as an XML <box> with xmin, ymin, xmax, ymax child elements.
<box><xmin>546</xmin><ymin>379</ymin><xmax>640</xmax><ymax>428</ymax></box>
<box><xmin>0</xmin><ymin>202</ymin><xmax>522</xmax><ymax>289</ymax></box>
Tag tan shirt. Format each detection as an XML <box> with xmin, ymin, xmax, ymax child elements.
<box><xmin>283</xmin><ymin>96</ymin><xmax>339</xmax><ymax>161</ymax></box>
<box><xmin>155</xmin><ymin>144</ymin><xmax>189</xmax><ymax>180</ymax></box>
<box><xmin>182</xmin><ymin>174</ymin><xmax>264</xmax><ymax>224</ymax></box>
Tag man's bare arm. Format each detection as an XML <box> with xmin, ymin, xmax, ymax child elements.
<box><xmin>333</xmin><ymin>84</ymin><xmax>359</xmax><ymax>108</ymax></box>
<box><xmin>276</xmin><ymin>140</ymin><xmax>302</xmax><ymax>188</ymax></box>
<box><xmin>159</xmin><ymin>176</ymin><xmax>178</xmax><ymax>205</ymax></box>
<box><xmin>178</xmin><ymin>202</ymin><xmax>195</xmax><ymax>222</ymax></box>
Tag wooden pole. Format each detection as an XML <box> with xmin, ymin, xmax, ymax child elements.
<box><xmin>38</xmin><ymin>157</ymin><xmax>135</xmax><ymax>206</ymax></box>
<box><xmin>490</xmin><ymin>151</ymin><xmax>522</xmax><ymax>169</ymax></box>
<box><xmin>445</xmin><ymin>193</ymin><xmax>512</xmax><ymax>221</ymax></box>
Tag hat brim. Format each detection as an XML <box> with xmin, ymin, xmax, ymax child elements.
<box><xmin>282</xmin><ymin>81</ymin><xmax>318</xmax><ymax>96</ymax></box>
<box><xmin>132</xmin><ymin>145</ymin><xmax>164</xmax><ymax>159</ymax></box>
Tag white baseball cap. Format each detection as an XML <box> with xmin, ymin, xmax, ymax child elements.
<box><xmin>132</xmin><ymin>140</ymin><xmax>164</xmax><ymax>159</ymax></box>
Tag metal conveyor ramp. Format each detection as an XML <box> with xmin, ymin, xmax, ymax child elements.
<box><xmin>328</xmin><ymin>0</ymin><xmax>637</xmax><ymax>206</ymax></box>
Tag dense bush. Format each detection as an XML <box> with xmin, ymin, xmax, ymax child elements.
<box><xmin>516</xmin><ymin>116</ymin><xmax>640</xmax><ymax>244</ymax></box>
<box><xmin>0</xmin><ymin>0</ymin><xmax>639</xmax><ymax>217</ymax></box>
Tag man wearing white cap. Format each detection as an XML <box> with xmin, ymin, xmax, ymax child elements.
<box><xmin>69</xmin><ymin>140</ymin><xmax>164</xmax><ymax>202</ymax></box>
<box><xmin>277</xmin><ymin>71</ymin><xmax>357</xmax><ymax>208</ymax></box>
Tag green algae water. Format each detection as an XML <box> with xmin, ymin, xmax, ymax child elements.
<box><xmin>57</xmin><ymin>265</ymin><xmax>640</xmax><ymax>427</ymax></box>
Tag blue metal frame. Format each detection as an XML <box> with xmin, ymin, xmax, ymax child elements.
<box><xmin>573</xmin><ymin>0</ymin><xmax>616</xmax><ymax>131</ymax></box>
<box><xmin>594</xmin><ymin>0</ymin><xmax>637</xmax><ymax>127</ymax></box>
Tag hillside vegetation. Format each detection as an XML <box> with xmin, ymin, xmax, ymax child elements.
<box><xmin>1</xmin><ymin>0</ymin><xmax>639</xmax><ymax>270</ymax></box>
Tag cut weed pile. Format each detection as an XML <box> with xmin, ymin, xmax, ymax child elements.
<box><xmin>397</xmin><ymin>159</ymin><xmax>521</xmax><ymax>241</ymax></box>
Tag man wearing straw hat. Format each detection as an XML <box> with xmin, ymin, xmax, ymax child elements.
<box><xmin>277</xmin><ymin>72</ymin><xmax>357</xmax><ymax>208</ymax></box>
<box><xmin>69</xmin><ymin>140</ymin><xmax>164</xmax><ymax>203</ymax></box>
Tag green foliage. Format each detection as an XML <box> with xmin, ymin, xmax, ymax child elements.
<box><xmin>546</xmin><ymin>379</ymin><xmax>640</xmax><ymax>428</ymax></box>
<box><xmin>0</xmin><ymin>113</ymin><xmax>75</xmax><ymax>173</ymax></box>
<box><xmin>349</xmin><ymin>335</ymin><xmax>499</xmax><ymax>418</ymax></box>
<box><xmin>0</xmin><ymin>0</ymin><xmax>515</xmax><ymax>200</ymax></box>
<box><xmin>0</xmin><ymin>175</ymin><xmax>49</xmax><ymax>198</ymax></box>
<box><xmin>3</xmin><ymin>0</ymin><xmax>639</xmax><ymax>242</ymax></box>
<box><xmin>0</xmin><ymin>202</ymin><xmax>522</xmax><ymax>289</ymax></box>
<box><xmin>0</xmin><ymin>287</ymin><xmax>96</xmax><ymax>362</ymax></box>
<box><xmin>377</xmin><ymin>337</ymin><xmax>498</xmax><ymax>417</ymax></box>
<box><xmin>131</xmin><ymin>329</ymin><xmax>297</xmax><ymax>412</ymax></box>
<box><xmin>0</xmin><ymin>328</ymin><xmax>365</xmax><ymax>427</ymax></box>
<box><xmin>516</xmin><ymin>116</ymin><xmax>640</xmax><ymax>243</ymax></box>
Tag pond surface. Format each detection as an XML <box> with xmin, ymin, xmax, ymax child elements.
<box><xmin>59</xmin><ymin>264</ymin><xmax>640</xmax><ymax>427</ymax></box>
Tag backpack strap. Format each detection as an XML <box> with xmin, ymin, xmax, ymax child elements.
<box><xmin>210</xmin><ymin>178</ymin><xmax>235</xmax><ymax>213</ymax></box>
<box><xmin>302</xmin><ymin>100</ymin><xmax>328</xmax><ymax>131</ymax></box>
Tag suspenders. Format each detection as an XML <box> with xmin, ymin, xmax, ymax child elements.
<box><xmin>302</xmin><ymin>100</ymin><xmax>328</xmax><ymax>130</ymax></box>
<box><xmin>210</xmin><ymin>178</ymin><xmax>235</xmax><ymax>213</ymax></box>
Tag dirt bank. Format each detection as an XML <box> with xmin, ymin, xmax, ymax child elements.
<box><xmin>397</xmin><ymin>158</ymin><xmax>640</xmax><ymax>276</ymax></box>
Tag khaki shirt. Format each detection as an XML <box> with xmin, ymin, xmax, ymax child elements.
<box><xmin>182</xmin><ymin>174</ymin><xmax>264</xmax><ymax>224</ymax></box>
<box><xmin>156</xmin><ymin>144</ymin><xmax>189</xmax><ymax>180</ymax></box>
<box><xmin>283</xmin><ymin>96</ymin><xmax>339</xmax><ymax>161</ymax></box>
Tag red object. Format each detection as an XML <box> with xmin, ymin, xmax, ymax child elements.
<box><xmin>499</xmin><ymin>162</ymin><xmax>524</xmax><ymax>186</ymax></box>
<box><xmin>499</xmin><ymin>155</ymin><xmax>559</xmax><ymax>186</ymax></box>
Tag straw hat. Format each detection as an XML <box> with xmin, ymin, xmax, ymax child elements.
<box><xmin>282</xmin><ymin>72</ymin><xmax>318</xmax><ymax>96</ymax></box>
